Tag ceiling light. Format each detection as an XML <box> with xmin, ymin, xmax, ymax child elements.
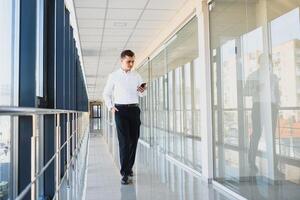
<box><xmin>113</xmin><ymin>22</ymin><xmax>127</xmax><ymax>27</ymax></box>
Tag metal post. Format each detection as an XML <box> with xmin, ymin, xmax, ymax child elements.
<box><xmin>75</xmin><ymin>113</ymin><xmax>77</xmax><ymax>150</ymax></box>
<box><xmin>72</xmin><ymin>113</ymin><xmax>75</xmax><ymax>157</ymax></box>
<box><xmin>74</xmin><ymin>113</ymin><xmax>78</xmax><ymax>199</ymax></box>
<box><xmin>66</xmin><ymin>113</ymin><xmax>71</xmax><ymax>200</ymax></box>
<box><xmin>55</xmin><ymin>113</ymin><xmax>61</xmax><ymax>200</ymax></box>
<box><xmin>71</xmin><ymin>113</ymin><xmax>75</xmax><ymax>199</ymax></box>
<box><xmin>31</xmin><ymin>114</ymin><xmax>38</xmax><ymax>200</ymax></box>
<box><xmin>76</xmin><ymin>113</ymin><xmax>79</xmax><ymax>147</ymax></box>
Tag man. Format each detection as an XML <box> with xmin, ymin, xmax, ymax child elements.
<box><xmin>244</xmin><ymin>54</ymin><xmax>280</xmax><ymax>177</ymax></box>
<box><xmin>102</xmin><ymin>50</ymin><xmax>146</xmax><ymax>184</ymax></box>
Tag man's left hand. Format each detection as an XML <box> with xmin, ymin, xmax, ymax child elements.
<box><xmin>137</xmin><ymin>86</ymin><xmax>146</xmax><ymax>93</ymax></box>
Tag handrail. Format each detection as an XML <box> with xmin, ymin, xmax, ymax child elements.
<box><xmin>0</xmin><ymin>106</ymin><xmax>84</xmax><ymax>115</ymax></box>
<box><xmin>213</xmin><ymin>106</ymin><xmax>300</xmax><ymax>111</ymax></box>
<box><xmin>0</xmin><ymin>108</ymin><xmax>89</xmax><ymax>200</ymax></box>
<box><xmin>16</xmin><ymin>135</ymin><xmax>77</xmax><ymax>200</ymax></box>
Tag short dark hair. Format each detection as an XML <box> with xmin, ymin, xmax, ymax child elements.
<box><xmin>121</xmin><ymin>49</ymin><xmax>135</xmax><ymax>58</ymax></box>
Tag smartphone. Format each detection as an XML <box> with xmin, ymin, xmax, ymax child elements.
<box><xmin>140</xmin><ymin>82</ymin><xmax>147</xmax><ymax>88</ymax></box>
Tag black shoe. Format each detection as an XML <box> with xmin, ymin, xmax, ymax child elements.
<box><xmin>121</xmin><ymin>175</ymin><xmax>129</xmax><ymax>185</ymax></box>
<box><xmin>129</xmin><ymin>170</ymin><xmax>133</xmax><ymax>177</ymax></box>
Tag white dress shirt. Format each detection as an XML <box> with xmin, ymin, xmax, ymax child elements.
<box><xmin>244</xmin><ymin>66</ymin><xmax>280</xmax><ymax>104</ymax></box>
<box><xmin>103</xmin><ymin>68</ymin><xmax>146</xmax><ymax>109</ymax></box>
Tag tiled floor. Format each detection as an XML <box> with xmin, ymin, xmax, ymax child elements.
<box><xmin>85</xmin><ymin>133</ymin><xmax>236</xmax><ymax>200</ymax></box>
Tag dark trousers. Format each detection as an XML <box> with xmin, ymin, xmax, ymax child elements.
<box><xmin>114</xmin><ymin>105</ymin><xmax>141</xmax><ymax>176</ymax></box>
<box><xmin>248</xmin><ymin>103</ymin><xmax>279</xmax><ymax>168</ymax></box>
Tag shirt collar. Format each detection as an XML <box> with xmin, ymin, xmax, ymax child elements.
<box><xmin>119</xmin><ymin>67</ymin><xmax>131</xmax><ymax>74</ymax></box>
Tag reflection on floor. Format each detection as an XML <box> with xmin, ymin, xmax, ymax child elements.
<box><xmin>85</xmin><ymin>132</ymin><xmax>236</xmax><ymax>200</ymax></box>
<box><xmin>90</xmin><ymin>118</ymin><xmax>101</xmax><ymax>134</ymax></box>
<box><xmin>218</xmin><ymin>178</ymin><xmax>300</xmax><ymax>200</ymax></box>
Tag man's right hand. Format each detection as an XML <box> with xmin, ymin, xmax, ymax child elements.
<box><xmin>111</xmin><ymin>107</ymin><xmax>119</xmax><ymax>114</ymax></box>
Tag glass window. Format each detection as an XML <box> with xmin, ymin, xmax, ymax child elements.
<box><xmin>193</xmin><ymin>58</ymin><xmax>201</xmax><ymax>137</ymax></box>
<box><xmin>136</xmin><ymin>16</ymin><xmax>200</xmax><ymax>172</ymax></box>
<box><xmin>138</xmin><ymin>62</ymin><xmax>151</xmax><ymax>144</ymax></box>
<box><xmin>166</xmin><ymin>17</ymin><xmax>199</xmax><ymax>71</ymax></box>
<box><xmin>151</xmin><ymin>50</ymin><xmax>166</xmax><ymax>79</ymax></box>
<box><xmin>0</xmin><ymin>1</ymin><xmax>16</xmax><ymax>199</ymax></box>
<box><xmin>0</xmin><ymin>0</ymin><xmax>14</xmax><ymax>106</ymax></box>
<box><xmin>210</xmin><ymin>1</ymin><xmax>300</xmax><ymax>199</ymax></box>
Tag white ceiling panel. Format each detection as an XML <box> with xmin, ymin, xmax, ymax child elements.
<box><xmin>84</xmin><ymin>63</ymin><xmax>98</xmax><ymax>68</ymax></box>
<box><xmin>86</xmin><ymin>64</ymin><xmax>98</xmax><ymax>70</ymax></box>
<box><xmin>85</xmin><ymin>67</ymin><xmax>98</xmax><ymax>72</ymax></box>
<box><xmin>102</xmin><ymin>41</ymin><xmax>127</xmax><ymax>49</ymax></box>
<box><xmin>78</xmin><ymin>19</ymin><xmax>104</xmax><ymax>28</ymax></box>
<box><xmin>99</xmin><ymin>58</ymin><xmax>119</xmax><ymax>65</ymax></box>
<box><xmin>87</xmin><ymin>87</ymin><xmax>96</xmax><ymax>91</ymax></box>
<box><xmin>99</xmin><ymin>62</ymin><xmax>119</xmax><ymax>69</ymax></box>
<box><xmin>84</xmin><ymin>61</ymin><xmax>98</xmax><ymax>66</ymax></box>
<box><xmin>86</xmin><ymin>77</ymin><xmax>96</xmax><ymax>84</ymax></box>
<box><xmin>107</xmin><ymin>9</ymin><xmax>142</xmax><ymax>20</ymax></box>
<box><xmin>75</xmin><ymin>0</ymin><xmax>107</xmax><ymax>8</ymax></box>
<box><xmin>125</xmin><ymin>46</ymin><xmax>144</xmax><ymax>53</ymax></box>
<box><xmin>99</xmin><ymin>60</ymin><xmax>117</xmax><ymax>66</ymax></box>
<box><xmin>81</xmin><ymin>41</ymin><xmax>100</xmax><ymax>48</ymax></box>
<box><xmin>132</xmin><ymin>29</ymin><xmax>160</xmax><ymax>36</ymax></box>
<box><xmin>104</xmin><ymin>51</ymin><xmax>120</xmax><ymax>57</ymax></box>
<box><xmin>84</xmin><ymin>66</ymin><xmax>96</xmax><ymax>70</ymax></box>
<box><xmin>84</xmin><ymin>62</ymin><xmax>99</xmax><ymax>68</ymax></box>
<box><xmin>84</xmin><ymin>55</ymin><xmax>98</xmax><ymax>61</ymax></box>
<box><xmin>87</xmin><ymin>88</ymin><xmax>95</xmax><ymax>93</ymax></box>
<box><xmin>147</xmin><ymin>0</ymin><xmax>187</xmax><ymax>10</ymax></box>
<box><xmin>101</xmin><ymin>46</ymin><xmax>123</xmax><ymax>52</ymax></box>
<box><xmin>84</xmin><ymin>67</ymin><xmax>97</xmax><ymax>75</ymax></box>
<box><xmin>82</xmin><ymin>44</ymin><xmax>99</xmax><ymax>49</ymax></box>
<box><xmin>80</xmin><ymin>35</ymin><xmax>102</xmax><ymax>42</ymax></box>
<box><xmin>81</xmin><ymin>48</ymin><xmax>99</xmax><ymax>57</ymax></box>
<box><xmin>85</xmin><ymin>65</ymin><xmax>98</xmax><ymax>70</ymax></box>
<box><xmin>105</xmin><ymin>20</ymin><xmax>137</xmax><ymax>29</ymax></box>
<box><xmin>103</xmin><ymin>35</ymin><xmax>130</xmax><ymax>42</ymax></box>
<box><xmin>104</xmin><ymin>29</ymin><xmax>133</xmax><ymax>36</ymax></box>
<box><xmin>108</xmin><ymin>0</ymin><xmax>148</xmax><ymax>9</ymax></box>
<box><xmin>141</xmin><ymin>10</ymin><xmax>177</xmax><ymax>21</ymax></box>
<box><xmin>128</xmin><ymin>34</ymin><xmax>154</xmax><ymax>42</ymax></box>
<box><xmin>76</xmin><ymin>8</ymin><xmax>106</xmax><ymax>19</ymax></box>
<box><xmin>136</xmin><ymin>20</ymin><xmax>166</xmax><ymax>29</ymax></box>
<box><xmin>127</xmin><ymin>38</ymin><xmax>152</xmax><ymax>46</ymax></box>
<box><xmin>79</xmin><ymin>28</ymin><xmax>102</xmax><ymax>35</ymax></box>
<box><xmin>98</xmin><ymin>68</ymin><xmax>115</xmax><ymax>75</ymax></box>
<box><xmin>126</xmin><ymin>41</ymin><xmax>149</xmax><ymax>48</ymax></box>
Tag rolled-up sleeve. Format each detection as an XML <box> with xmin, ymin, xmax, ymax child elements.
<box><xmin>102</xmin><ymin>74</ymin><xmax>114</xmax><ymax>110</ymax></box>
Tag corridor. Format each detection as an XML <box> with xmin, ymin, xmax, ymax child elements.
<box><xmin>1</xmin><ymin>0</ymin><xmax>300</xmax><ymax>199</ymax></box>
<box><xmin>85</xmin><ymin>121</ymin><xmax>236</xmax><ymax>200</ymax></box>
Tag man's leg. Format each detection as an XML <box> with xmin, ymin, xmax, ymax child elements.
<box><xmin>249</xmin><ymin>103</ymin><xmax>262</xmax><ymax>172</ymax></box>
<box><xmin>115</xmin><ymin>111</ymin><xmax>131</xmax><ymax>177</ymax></box>
<box><xmin>271</xmin><ymin>104</ymin><xmax>282</xmax><ymax>178</ymax></box>
<box><xmin>128</xmin><ymin>107</ymin><xmax>141</xmax><ymax>174</ymax></box>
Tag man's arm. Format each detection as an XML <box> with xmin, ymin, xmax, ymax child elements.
<box><xmin>102</xmin><ymin>74</ymin><xmax>115</xmax><ymax>110</ymax></box>
<box><xmin>137</xmin><ymin>73</ymin><xmax>147</xmax><ymax>97</ymax></box>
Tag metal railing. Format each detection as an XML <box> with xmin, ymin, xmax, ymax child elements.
<box><xmin>0</xmin><ymin>106</ymin><xmax>89</xmax><ymax>200</ymax></box>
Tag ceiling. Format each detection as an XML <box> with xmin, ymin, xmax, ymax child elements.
<box><xmin>74</xmin><ymin>0</ymin><xmax>188</xmax><ymax>101</ymax></box>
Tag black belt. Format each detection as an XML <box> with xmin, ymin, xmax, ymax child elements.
<box><xmin>115</xmin><ymin>103</ymin><xmax>139</xmax><ymax>107</ymax></box>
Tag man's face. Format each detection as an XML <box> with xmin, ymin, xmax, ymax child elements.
<box><xmin>121</xmin><ymin>56</ymin><xmax>135</xmax><ymax>71</ymax></box>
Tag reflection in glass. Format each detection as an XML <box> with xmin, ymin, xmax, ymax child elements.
<box><xmin>0</xmin><ymin>0</ymin><xmax>13</xmax><ymax>106</ymax></box>
<box><xmin>0</xmin><ymin>117</ymin><xmax>10</xmax><ymax>200</ymax></box>
<box><xmin>244</xmin><ymin>54</ymin><xmax>280</xmax><ymax>175</ymax></box>
<box><xmin>0</xmin><ymin>1</ymin><xmax>14</xmax><ymax>199</ymax></box>
<box><xmin>210</xmin><ymin>1</ymin><xmax>300</xmax><ymax>199</ymax></box>
<box><xmin>137</xmin><ymin>16</ymin><xmax>201</xmax><ymax>172</ymax></box>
